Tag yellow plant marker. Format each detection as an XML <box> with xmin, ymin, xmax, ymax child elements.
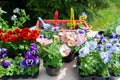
<box><xmin>67</xmin><ymin>8</ymin><xmax>76</xmax><ymax>29</ymax></box>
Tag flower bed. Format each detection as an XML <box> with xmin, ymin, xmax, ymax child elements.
<box><xmin>0</xmin><ymin>8</ymin><xmax>40</xmax><ymax>78</ymax></box>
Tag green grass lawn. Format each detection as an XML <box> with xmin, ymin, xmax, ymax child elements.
<box><xmin>89</xmin><ymin>1</ymin><xmax>120</xmax><ymax>31</ymax></box>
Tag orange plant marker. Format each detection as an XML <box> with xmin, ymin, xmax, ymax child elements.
<box><xmin>35</xmin><ymin>20</ymin><xmax>40</xmax><ymax>31</ymax></box>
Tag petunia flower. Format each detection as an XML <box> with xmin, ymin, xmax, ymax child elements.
<box><xmin>1</xmin><ymin>60</ymin><xmax>11</xmax><ymax>69</ymax></box>
<box><xmin>11</xmin><ymin>15</ymin><xmax>17</xmax><ymax>21</ymax></box>
<box><xmin>78</xmin><ymin>47</ymin><xmax>89</xmax><ymax>57</ymax></box>
<box><xmin>13</xmin><ymin>8</ymin><xmax>20</xmax><ymax>13</ymax></box>
<box><xmin>20</xmin><ymin>56</ymin><xmax>36</xmax><ymax>67</ymax></box>
<box><xmin>67</xmin><ymin>32</ymin><xmax>76</xmax><ymax>40</ymax></box>
<box><xmin>0</xmin><ymin>7</ymin><xmax>7</xmax><ymax>14</ymax></box>
<box><xmin>59</xmin><ymin>44</ymin><xmax>71</xmax><ymax>57</ymax></box>
<box><xmin>76</xmin><ymin>34</ymin><xmax>86</xmax><ymax>46</ymax></box>
<box><xmin>68</xmin><ymin>40</ymin><xmax>76</xmax><ymax>46</ymax></box>
<box><xmin>36</xmin><ymin>37</ymin><xmax>53</xmax><ymax>46</ymax></box>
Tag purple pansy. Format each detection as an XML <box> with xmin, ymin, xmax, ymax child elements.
<box><xmin>30</xmin><ymin>43</ymin><xmax>38</xmax><ymax>50</ymax></box>
<box><xmin>97</xmin><ymin>44</ymin><xmax>102</xmax><ymax>52</ymax></box>
<box><xmin>1</xmin><ymin>60</ymin><xmax>11</xmax><ymax>69</ymax></box>
<box><xmin>0</xmin><ymin>48</ymin><xmax>8</xmax><ymax>58</ymax></box>
<box><xmin>24</xmin><ymin>49</ymin><xmax>37</xmax><ymax>58</ymax></box>
<box><xmin>20</xmin><ymin>56</ymin><xmax>36</xmax><ymax>67</ymax></box>
<box><xmin>109</xmin><ymin>33</ymin><xmax>118</xmax><ymax>39</ymax></box>
<box><xmin>77</xmin><ymin>29</ymin><xmax>85</xmax><ymax>34</ymax></box>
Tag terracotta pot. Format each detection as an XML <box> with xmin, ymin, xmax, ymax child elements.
<box><xmin>46</xmin><ymin>66</ymin><xmax>61</xmax><ymax>76</ymax></box>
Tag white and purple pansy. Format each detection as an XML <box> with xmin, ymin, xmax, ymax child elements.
<box><xmin>1</xmin><ymin>60</ymin><xmax>11</xmax><ymax>69</ymax></box>
<box><xmin>113</xmin><ymin>43</ymin><xmax>120</xmax><ymax>53</ymax></box>
<box><xmin>109</xmin><ymin>33</ymin><xmax>118</xmax><ymax>39</ymax></box>
<box><xmin>52</xmin><ymin>27</ymin><xmax>59</xmax><ymax>32</ymax></box>
<box><xmin>78</xmin><ymin>47</ymin><xmax>89</xmax><ymax>57</ymax></box>
<box><xmin>100</xmin><ymin>52</ymin><xmax>112</xmax><ymax>64</ymax></box>
<box><xmin>85</xmin><ymin>41</ymin><xmax>97</xmax><ymax>51</ymax></box>
<box><xmin>104</xmin><ymin>43</ymin><xmax>113</xmax><ymax>53</ymax></box>
<box><xmin>0</xmin><ymin>48</ymin><xmax>8</xmax><ymax>58</ymax></box>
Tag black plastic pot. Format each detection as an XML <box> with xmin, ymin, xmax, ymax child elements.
<box><xmin>76</xmin><ymin>57</ymin><xmax>120</xmax><ymax>80</ymax></box>
<box><xmin>46</xmin><ymin>66</ymin><xmax>61</xmax><ymax>76</ymax></box>
<box><xmin>63</xmin><ymin>53</ymin><xmax>75</xmax><ymax>63</ymax></box>
<box><xmin>0</xmin><ymin>69</ymin><xmax>39</xmax><ymax>79</ymax></box>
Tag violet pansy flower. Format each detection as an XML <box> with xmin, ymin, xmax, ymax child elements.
<box><xmin>1</xmin><ymin>60</ymin><xmax>11</xmax><ymax>69</ymax></box>
<box><xmin>20</xmin><ymin>56</ymin><xmax>36</xmax><ymax>67</ymax></box>
<box><xmin>77</xmin><ymin>29</ymin><xmax>85</xmax><ymax>34</ymax></box>
<box><xmin>30</xmin><ymin>43</ymin><xmax>38</xmax><ymax>50</ymax></box>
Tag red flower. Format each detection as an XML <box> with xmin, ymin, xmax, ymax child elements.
<box><xmin>29</xmin><ymin>30</ymin><xmax>39</xmax><ymax>42</ymax></box>
<box><xmin>13</xmin><ymin>28</ymin><xmax>21</xmax><ymax>34</ymax></box>
<box><xmin>7</xmin><ymin>30</ymin><xmax>13</xmax><ymax>34</ymax></box>
<box><xmin>11</xmin><ymin>36</ymin><xmax>18</xmax><ymax>42</ymax></box>
<box><xmin>2</xmin><ymin>33</ymin><xmax>12</xmax><ymax>42</ymax></box>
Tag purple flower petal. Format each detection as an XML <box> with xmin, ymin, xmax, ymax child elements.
<box><xmin>1</xmin><ymin>60</ymin><xmax>11</xmax><ymax>69</ymax></box>
<box><xmin>20</xmin><ymin>56</ymin><xmax>36</xmax><ymax>67</ymax></box>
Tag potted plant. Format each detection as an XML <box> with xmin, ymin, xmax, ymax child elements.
<box><xmin>76</xmin><ymin>31</ymin><xmax>120</xmax><ymax>79</ymax></box>
<box><xmin>59</xmin><ymin>29</ymin><xmax>86</xmax><ymax>63</ymax></box>
<box><xmin>36</xmin><ymin>35</ymin><xmax>71</xmax><ymax>76</ymax></box>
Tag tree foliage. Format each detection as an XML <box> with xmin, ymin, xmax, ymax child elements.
<box><xmin>26</xmin><ymin>0</ymin><xmax>111</xmax><ymax>21</ymax></box>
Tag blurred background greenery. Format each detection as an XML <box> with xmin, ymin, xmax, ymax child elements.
<box><xmin>1</xmin><ymin>0</ymin><xmax>120</xmax><ymax>31</ymax></box>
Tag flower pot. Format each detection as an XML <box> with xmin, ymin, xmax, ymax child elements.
<box><xmin>75</xmin><ymin>57</ymin><xmax>120</xmax><ymax>80</ymax></box>
<box><xmin>46</xmin><ymin>66</ymin><xmax>61</xmax><ymax>76</ymax></box>
<box><xmin>63</xmin><ymin>53</ymin><xmax>75</xmax><ymax>63</ymax></box>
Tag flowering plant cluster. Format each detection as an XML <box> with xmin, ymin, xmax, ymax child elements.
<box><xmin>0</xmin><ymin>28</ymin><xmax>39</xmax><ymax>43</ymax></box>
<box><xmin>0</xmin><ymin>8</ymin><xmax>40</xmax><ymax>77</ymax></box>
<box><xmin>59</xmin><ymin>29</ymin><xmax>86</xmax><ymax>55</ymax></box>
<box><xmin>0</xmin><ymin>43</ymin><xmax>40</xmax><ymax>77</ymax></box>
<box><xmin>77</xmin><ymin>29</ymin><xmax>120</xmax><ymax>77</ymax></box>
<box><xmin>0</xmin><ymin>8</ymin><xmax>39</xmax><ymax>57</ymax></box>
<box><xmin>36</xmin><ymin>35</ymin><xmax>64</xmax><ymax>68</ymax></box>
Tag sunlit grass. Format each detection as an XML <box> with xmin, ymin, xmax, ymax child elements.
<box><xmin>89</xmin><ymin>2</ymin><xmax>120</xmax><ymax>31</ymax></box>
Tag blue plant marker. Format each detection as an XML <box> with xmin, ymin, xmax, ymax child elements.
<box><xmin>38</xmin><ymin>17</ymin><xmax>51</xmax><ymax>30</ymax></box>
